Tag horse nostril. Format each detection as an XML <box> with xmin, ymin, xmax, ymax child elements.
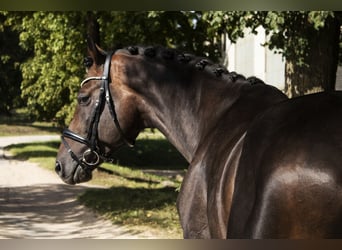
<box><xmin>55</xmin><ymin>161</ymin><xmax>62</xmax><ymax>173</ymax></box>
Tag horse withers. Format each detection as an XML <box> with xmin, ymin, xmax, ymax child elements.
<box><xmin>55</xmin><ymin>39</ymin><xmax>342</xmax><ymax>238</ymax></box>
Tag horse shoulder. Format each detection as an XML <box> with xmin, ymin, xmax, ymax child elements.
<box><xmin>177</xmin><ymin>131</ymin><xmax>247</xmax><ymax>238</ymax></box>
<box><xmin>206</xmin><ymin>132</ymin><xmax>247</xmax><ymax>238</ymax></box>
<box><xmin>177</xmin><ymin>157</ymin><xmax>210</xmax><ymax>238</ymax></box>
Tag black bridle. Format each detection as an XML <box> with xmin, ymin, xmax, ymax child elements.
<box><xmin>61</xmin><ymin>52</ymin><xmax>134</xmax><ymax>172</ymax></box>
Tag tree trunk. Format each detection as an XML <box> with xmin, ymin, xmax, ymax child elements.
<box><xmin>284</xmin><ymin>16</ymin><xmax>340</xmax><ymax>97</ymax></box>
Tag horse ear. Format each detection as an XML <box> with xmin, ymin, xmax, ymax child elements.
<box><xmin>87</xmin><ymin>36</ymin><xmax>106</xmax><ymax>66</ymax></box>
<box><xmin>95</xmin><ymin>44</ymin><xmax>107</xmax><ymax>56</ymax></box>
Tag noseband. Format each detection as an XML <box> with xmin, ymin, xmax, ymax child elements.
<box><xmin>61</xmin><ymin>52</ymin><xmax>134</xmax><ymax>171</ymax></box>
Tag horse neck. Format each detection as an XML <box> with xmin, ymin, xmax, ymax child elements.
<box><xmin>136</xmin><ymin>76</ymin><xmax>212</xmax><ymax>162</ymax></box>
<box><xmin>124</xmin><ymin>58</ymin><xmax>286</xmax><ymax>163</ymax></box>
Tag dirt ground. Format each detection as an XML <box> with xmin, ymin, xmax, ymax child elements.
<box><xmin>0</xmin><ymin>135</ymin><xmax>156</xmax><ymax>239</ymax></box>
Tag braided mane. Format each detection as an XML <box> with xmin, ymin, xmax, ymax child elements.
<box><xmin>85</xmin><ymin>45</ymin><xmax>265</xmax><ymax>85</ymax></box>
<box><xmin>121</xmin><ymin>45</ymin><xmax>264</xmax><ymax>85</ymax></box>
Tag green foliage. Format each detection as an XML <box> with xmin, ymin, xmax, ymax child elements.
<box><xmin>2</xmin><ymin>12</ymin><xmax>87</xmax><ymax>124</ymax></box>
<box><xmin>97</xmin><ymin>11</ymin><xmax>222</xmax><ymax>60</ymax></box>
<box><xmin>202</xmin><ymin>11</ymin><xmax>257</xmax><ymax>42</ymax></box>
<box><xmin>262</xmin><ymin>11</ymin><xmax>336</xmax><ymax>66</ymax></box>
<box><xmin>17</xmin><ymin>12</ymin><xmax>87</xmax><ymax>124</ymax></box>
<box><xmin>0</xmin><ymin>12</ymin><xmax>29</xmax><ymax>114</ymax></box>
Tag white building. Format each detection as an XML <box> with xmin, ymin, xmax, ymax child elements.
<box><xmin>222</xmin><ymin>26</ymin><xmax>285</xmax><ymax>91</ymax></box>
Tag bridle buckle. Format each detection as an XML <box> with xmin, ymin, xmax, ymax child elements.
<box><xmin>82</xmin><ymin>149</ymin><xmax>100</xmax><ymax>166</ymax></box>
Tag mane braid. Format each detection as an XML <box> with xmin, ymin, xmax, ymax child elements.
<box><xmin>195</xmin><ymin>59</ymin><xmax>210</xmax><ymax>71</ymax></box>
<box><xmin>119</xmin><ymin>45</ymin><xmax>264</xmax><ymax>85</ymax></box>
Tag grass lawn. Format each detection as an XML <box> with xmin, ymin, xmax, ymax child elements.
<box><xmin>5</xmin><ymin>127</ymin><xmax>187</xmax><ymax>238</ymax></box>
<box><xmin>0</xmin><ymin>109</ymin><xmax>60</xmax><ymax>136</ymax></box>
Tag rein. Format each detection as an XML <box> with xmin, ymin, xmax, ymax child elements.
<box><xmin>61</xmin><ymin>52</ymin><xmax>134</xmax><ymax>171</ymax></box>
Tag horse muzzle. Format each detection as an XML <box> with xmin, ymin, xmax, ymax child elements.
<box><xmin>55</xmin><ymin>160</ymin><xmax>93</xmax><ymax>185</ymax></box>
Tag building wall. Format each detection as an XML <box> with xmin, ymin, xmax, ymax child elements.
<box><xmin>265</xmin><ymin>48</ymin><xmax>286</xmax><ymax>91</ymax></box>
<box><xmin>224</xmin><ymin>27</ymin><xmax>285</xmax><ymax>91</ymax></box>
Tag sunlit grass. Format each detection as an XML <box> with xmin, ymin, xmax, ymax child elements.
<box><xmin>5</xmin><ymin>141</ymin><xmax>60</xmax><ymax>170</ymax></box>
<box><xmin>0</xmin><ymin>108</ymin><xmax>59</xmax><ymax>136</ymax></box>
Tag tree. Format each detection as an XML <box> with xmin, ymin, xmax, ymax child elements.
<box><xmin>260</xmin><ymin>11</ymin><xmax>340</xmax><ymax>97</ymax></box>
<box><xmin>203</xmin><ymin>11</ymin><xmax>341</xmax><ymax>97</ymax></box>
<box><xmin>95</xmin><ymin>11</ymin><xmax>222</xmax><ymax>60</ymax></box>
<box><xmin>14</xmin><ymin>12</ymin><xmax>88</xmax><ymax>124</ymax></box>
<box><xmin>0</xmin><ymin>12</ymin><xmax>29</xmax><ymax>115</ymax></box>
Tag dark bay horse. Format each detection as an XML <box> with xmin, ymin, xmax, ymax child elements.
<box><xmin>55</xmin><ymin>39</ymin><xmax>342</xmax><ymax>238</ymax></box>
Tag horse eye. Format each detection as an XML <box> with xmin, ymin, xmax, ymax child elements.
<box><xmin>77</xmin><ymin>94</ymin><xmax>90</xmax><ymax>105</ymax></box>
<box><xmin>84</xmin><ymin>57</ymin><xmax>93</xmax><ymax>68</ymax></box>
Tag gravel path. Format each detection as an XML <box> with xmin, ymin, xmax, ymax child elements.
<box><xmin>0</xmin><ymin>135</ymin><xmax>154</xmax><ymax>239</ymax></box>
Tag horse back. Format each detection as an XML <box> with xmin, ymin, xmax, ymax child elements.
<box><xmin>228</xmin><ymin>91</ymin><xmax>342</xmax><ymax>238</ymax></box>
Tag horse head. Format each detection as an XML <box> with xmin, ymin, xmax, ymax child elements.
<box><xmin>55</xmin><ymin>39</ymin><xmax>142</xmax><ymax>184</ymax></box>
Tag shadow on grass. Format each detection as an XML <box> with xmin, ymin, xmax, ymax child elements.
<box><xmin>78</xmin><ymin>185</ymin><xmax>180</xmax><ymax>231</ymax></box>
<box><xmin>111</xmin><ymin>138</ymin><xmax>188</xmax><ymax>170</ymax></box>
<box><xmin>80</xmin><ymin>186</ymin><xmax>178</xmax><ymax>212</ymax></box>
